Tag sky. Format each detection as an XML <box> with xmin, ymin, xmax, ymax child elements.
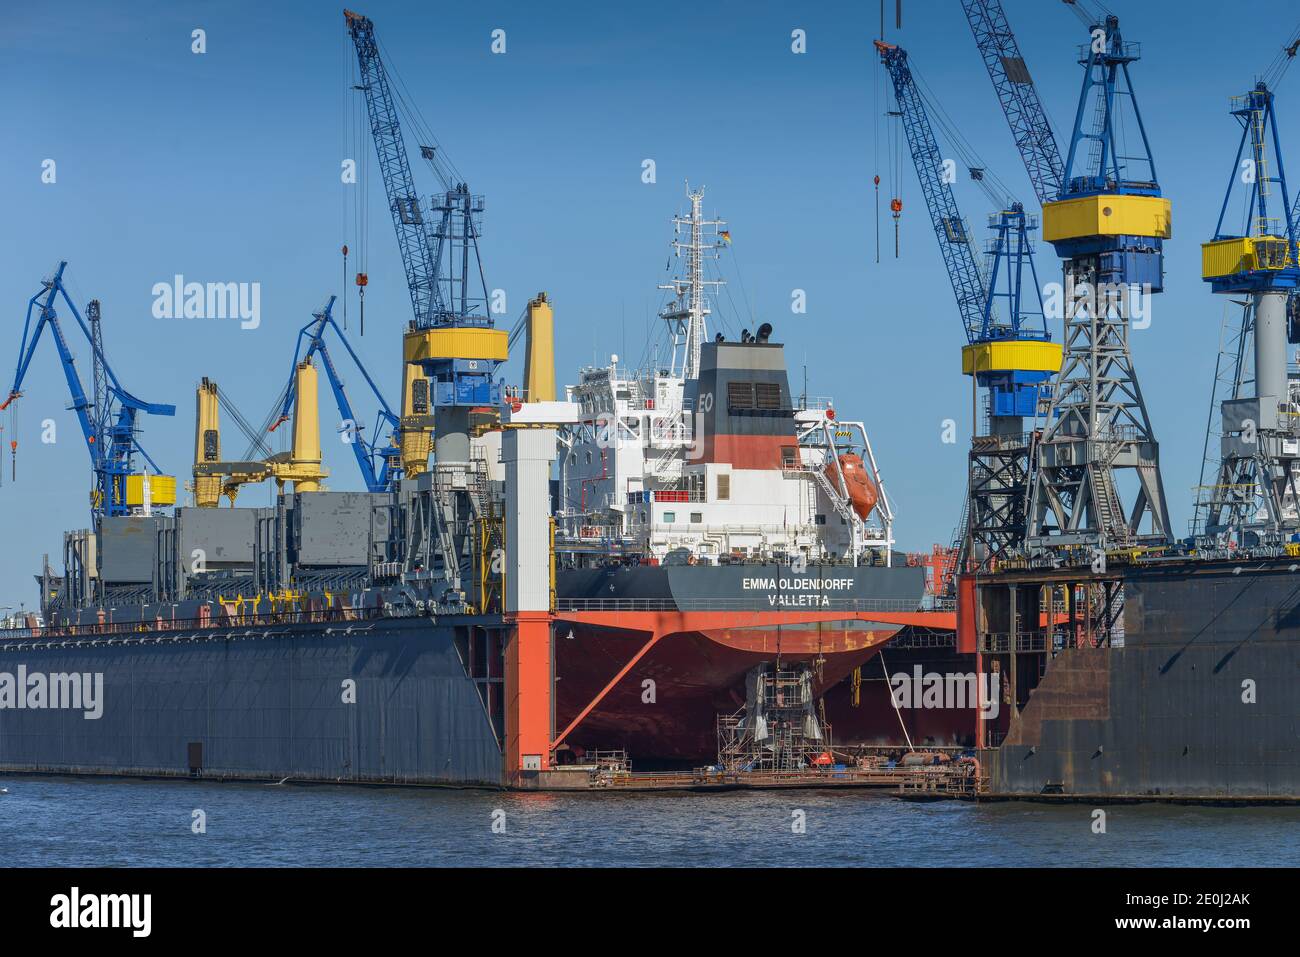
<box><xmin>0</xmin><ymin>0</ymin><xmax>1294</xmax><ymax>612</ymax></box>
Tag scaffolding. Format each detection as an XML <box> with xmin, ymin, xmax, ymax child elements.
<box><xmin>716</xmin><ymin>664</ymin><xmax>830</xmax><ymax>771</ymax></box>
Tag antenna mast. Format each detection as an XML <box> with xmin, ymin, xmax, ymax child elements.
<box><xmin>659</xmin><ymin>184</ymin><xmax>725</xmax><ymax>378</ymax></box>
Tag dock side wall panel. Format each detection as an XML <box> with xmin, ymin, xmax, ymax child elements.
<box><xmin>0</xmin><ymin>617</ymin><xmax>502</xmax><ymax>786</ymax></box>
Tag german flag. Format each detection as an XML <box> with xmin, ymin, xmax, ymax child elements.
<box><xmin>719</xmin><ymin>230</ymin><xmax>731</xmax><ymax>244</ymax></box>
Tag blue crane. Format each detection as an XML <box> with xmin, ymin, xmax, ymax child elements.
<box><xmin>345</xmin><ymin>7</ymin><xmax>492</xmax><ymax>328</ymax></box>
<box><xmin>876</xmin><ymin>40</ymin><xmax>986</xmax><ymax>346</ymax></box>
<box><xmin>345</xmin><ymin>8</ymin><xmax>504</xmax><ymax>468</ymax></box>
<box><xmin>961</xmin><ymin>0</ymin><xmax>1065</xmax><ymax>207</ymax></box>
<box><xmin>965</xmin><ymin>2</ymin><xmax>1165</xmax><ymax>286</ymax></box>
<box><xmin>1</xmin><ymin>262</ymin><xmax>175</xmax><ymax>520</ymax></box>
<box><xmin>270</xmin><ymin>296</ymin><xmax>400</xmax><ymax>492</ymax></box>
<box><xmin>966</xmin><ymin>3</ymin><xmax>1174</xmax><ymax>548</ymax></box>
<box><xmin>876</xmin><ymin>40</ymin><xmax>1056</xmax><ymax>420</ymax></box>
<box><xmin>344</xmin><ymin>8</ymin><xmax>441</xmax><ymax>327</ymax></box>
<box><xmin>1204</xmin><ymin>83</ymin><xmax>1299</xmax><ymax>295</ymax></box>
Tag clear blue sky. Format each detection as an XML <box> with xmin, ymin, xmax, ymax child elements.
<box><xmin>0</xmin><ymin>0</ymin><xmax>1291</xmax><ymax>611</ymax></box>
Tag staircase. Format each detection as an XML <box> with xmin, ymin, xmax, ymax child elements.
<box><xmin>1088</xmin><ymin>462</ymin><xmax>1130</xmax><ymax>547</ymax></box>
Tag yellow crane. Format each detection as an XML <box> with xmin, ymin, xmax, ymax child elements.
<box><xmin>190</xmin><ymin>360</ymin><xmax>329</xmax><ymax>507</ymax></box>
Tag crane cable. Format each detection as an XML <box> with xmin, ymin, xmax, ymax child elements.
<box><xmin>1261</xmin><ymin>19</ymin><xmax>1300</xmax><ymax>90</ymax></box>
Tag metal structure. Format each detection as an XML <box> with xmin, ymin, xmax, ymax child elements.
<box><xmin>345</xmin><ymin>8</ymin><xmax>504</xmax><ymax>475</ymax></box>
<box><xmin>961</xmin><ymin>0</ymin><xmax>1065</xmax><ymax>208</ymax></box>
<box><xmin>272</xmin><ymin>296</ymin><xmax>400</xmax><ymax>492</ymax></box>
<box><xmin>1197</xmin><ymin>82</ymin><xmax>1300</xmax><ymax>543</ymax></box>
<box><xmin>1</xmin><ymin>262</ymin><xmax>176</xmax><ymax>520</ymax></box>
<box><xmin>717</xmin><ymin>665</ymin><xmax>828</xmax><ymax>772</ymax></box>
<box><xmin>876</xmin><ymin>40</ymin><xmax>1059</xmax><ymax>571</ymax></box>
<box><xmin>658</xmin><ymin>185</ymin><xmax>725</xmax><ymax>380</ymax></box>
<box><xmin>1024</xmin><ymin>13</ymin><xmax>1173</xmax><ymax>552</ymax></box>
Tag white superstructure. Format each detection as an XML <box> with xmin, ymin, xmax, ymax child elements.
<box><xmin>556</xmin><ymin>188</ymin><xmax>895</xmax><ymax>567</ymax></box>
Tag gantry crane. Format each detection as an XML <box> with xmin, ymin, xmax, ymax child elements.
<box><xmin>1197</xmin><ymin>82</ymin><xmax>1300</xmax><ymax>542</ymax></box>
<box><xmin>965</xmin><ymin>2</ymin><xmax>1172</xmax><ymax>552</ymax></box>
<box><xmin>876</xmin><ymin>40</ymin><xmax>1060</xmax><ymax>568</ymax></box>
<box><xmin>345</xmin><ymin>9</ymin><xmax>506</xmax><ymax>476</ymax></box>
<box><xmin>270</xmin><ymin>296</ymin><xmax>400</xmax><ymax>492</ymax></box>
<box><xmin>2</xmin><ymin>262</ymin><xmax>176</xmax><ymax>521</ymax></box>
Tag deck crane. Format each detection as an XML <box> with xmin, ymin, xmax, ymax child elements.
<box><xmin>965</xmin><ymin>2</ymin><xmax>1173</xmax><ymax>551</ymax></box>
<box><xmin>269</xmin><ymin>296</ymin><xmax>400</xmax><ymax>492</ymax></box>
<box><xmin>1197</xmin><ymin>82</ymin><xmax>1300</xmax><ymax>542</ymax></box>
<box><xmin>1</xmin><ymin>261</ymin><xmax>176</xmax><ymax>522</ymax></box>
<box><xmin>345</xmin><ymin>9</ymin><xmax>506</xmax><ymax>476</ymax></box>
<box><xmin>875</xmin><ymin>40</ymin><xmax>1060</xmax><ymax>568</ymax></box>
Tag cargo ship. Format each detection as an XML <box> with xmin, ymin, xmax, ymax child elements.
<box><xmin>548</xmin><ymin>186</ymin><xmax>940</xmax><ymax>764</ymax></box>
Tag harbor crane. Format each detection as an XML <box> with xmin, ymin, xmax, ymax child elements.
<box><xmin>876</xmin><ymin>40</ymin><xmax>1059</xmax><ymax>570</ymax></box>
<box><xmin>269</xmin><ymin>296</ymin><xmax>400</xmax><ymax>492</ymax></box>
<box><xmin>345</xmin><ymin>9</ymin><xmax>506</xmax><ymax>477</ymax></box>
<box><xmin>964</xmin><ymin>1</ymin><xmax>1173</xmax><ymax>553</ymax></box>
<box><xmin>2</xmin><ymin>261</ymin><xmax>176</xmax><ymax>521</ymax></box>
<box><xmin>1197</xmin><ymin>82</ymin><xmax>1300</xmax><ymax>543</ymax></box>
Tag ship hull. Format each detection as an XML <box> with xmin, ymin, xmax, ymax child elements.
<box><xmin>552</xmin><ymin>561</ymin><xmax>931</xmax><ymax>765</ymax></box>
<box><xmin>554</xmin><ymin>620</ymin><xmax>901</xmax><ymax>764</ymax></box>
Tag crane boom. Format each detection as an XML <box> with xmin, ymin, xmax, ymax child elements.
<box><xmin>961</xmin><ymin>0</ymin><xmax>1065</xmax><ymax>206</ymax></box>
<box><xmin>272</xmin><ymin>296</ymin><xmax>400</xmax><ymax>492</ymax></box>
<box><xmin>876</xmin><ymin>41</ymin><xmax>987</xmax><ymax>344</ymax></box>
<box><xmin>345</xmin><ymin>8</ymin><xmax>441</xmax><ymax>325</ymax></box>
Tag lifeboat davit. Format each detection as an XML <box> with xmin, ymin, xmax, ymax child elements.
<box><xmin>826</xmin><ymin>454</ymin><xmax>877</xmax><ymax>521</ymax></box>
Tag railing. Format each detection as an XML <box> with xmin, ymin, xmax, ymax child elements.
<box><xmin>650</xmin><ymin>489</ymin><xmax>704</xmax><ymax>503</ymax></box>
<box><xmin>920</xmin><ymin>597</ymin><xmax>957</xmax><ymax>612</ymax></box>
<box><xmin>0</xmin><ymin>605</ymin><xmax>414</xmax><ymax>643</ymax></box>
<box><xmin>796</xmin><ymin>396</ymin><xmax>836</xmax><ymax>412</ymax></box>
<box><xmin>887</xmin><ymin>629</ymin><xmax>957</xmax><ymax>649</ymax></box>
<box><xmin>556</xmin><ymin>597</ymin><xmax>930</xmax><ymax>613</ymax></box>
<box><xmin>978</xmin><ymin>631</ymin><xmax>1048</xmax><ymax>653</ymax></box>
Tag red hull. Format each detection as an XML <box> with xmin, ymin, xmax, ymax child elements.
<box><xmin>553</xmin><ymin>609</ymin><xmax>980</xmax><ymax>763</ymax></box>
<box><xmin>554</xmin><ymin>618</ymin><xmax>901</xmax><ymax>763</ymax></box>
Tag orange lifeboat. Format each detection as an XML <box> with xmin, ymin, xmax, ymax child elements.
<box><xmin>825</xmin><ymin>453</ymin><xmax>877</xmax><ymax>521</ymax></box>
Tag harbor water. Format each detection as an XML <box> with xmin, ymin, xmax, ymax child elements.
<box><xmin>3</xmin><ymin>776</ymin><xmax>1296</xmax><ymax>867</ymax></box>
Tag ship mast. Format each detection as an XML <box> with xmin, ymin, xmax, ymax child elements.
<box><xmin>659</xmin><ymin>184</ymin><xmax>725</xmax><ymax>379</ymax></box>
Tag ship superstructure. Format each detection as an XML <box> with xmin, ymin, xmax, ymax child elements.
<box><xmin>556</xmin><ymin>187</ymin><xmax>894</xmax><ymax>568</ymax></box>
